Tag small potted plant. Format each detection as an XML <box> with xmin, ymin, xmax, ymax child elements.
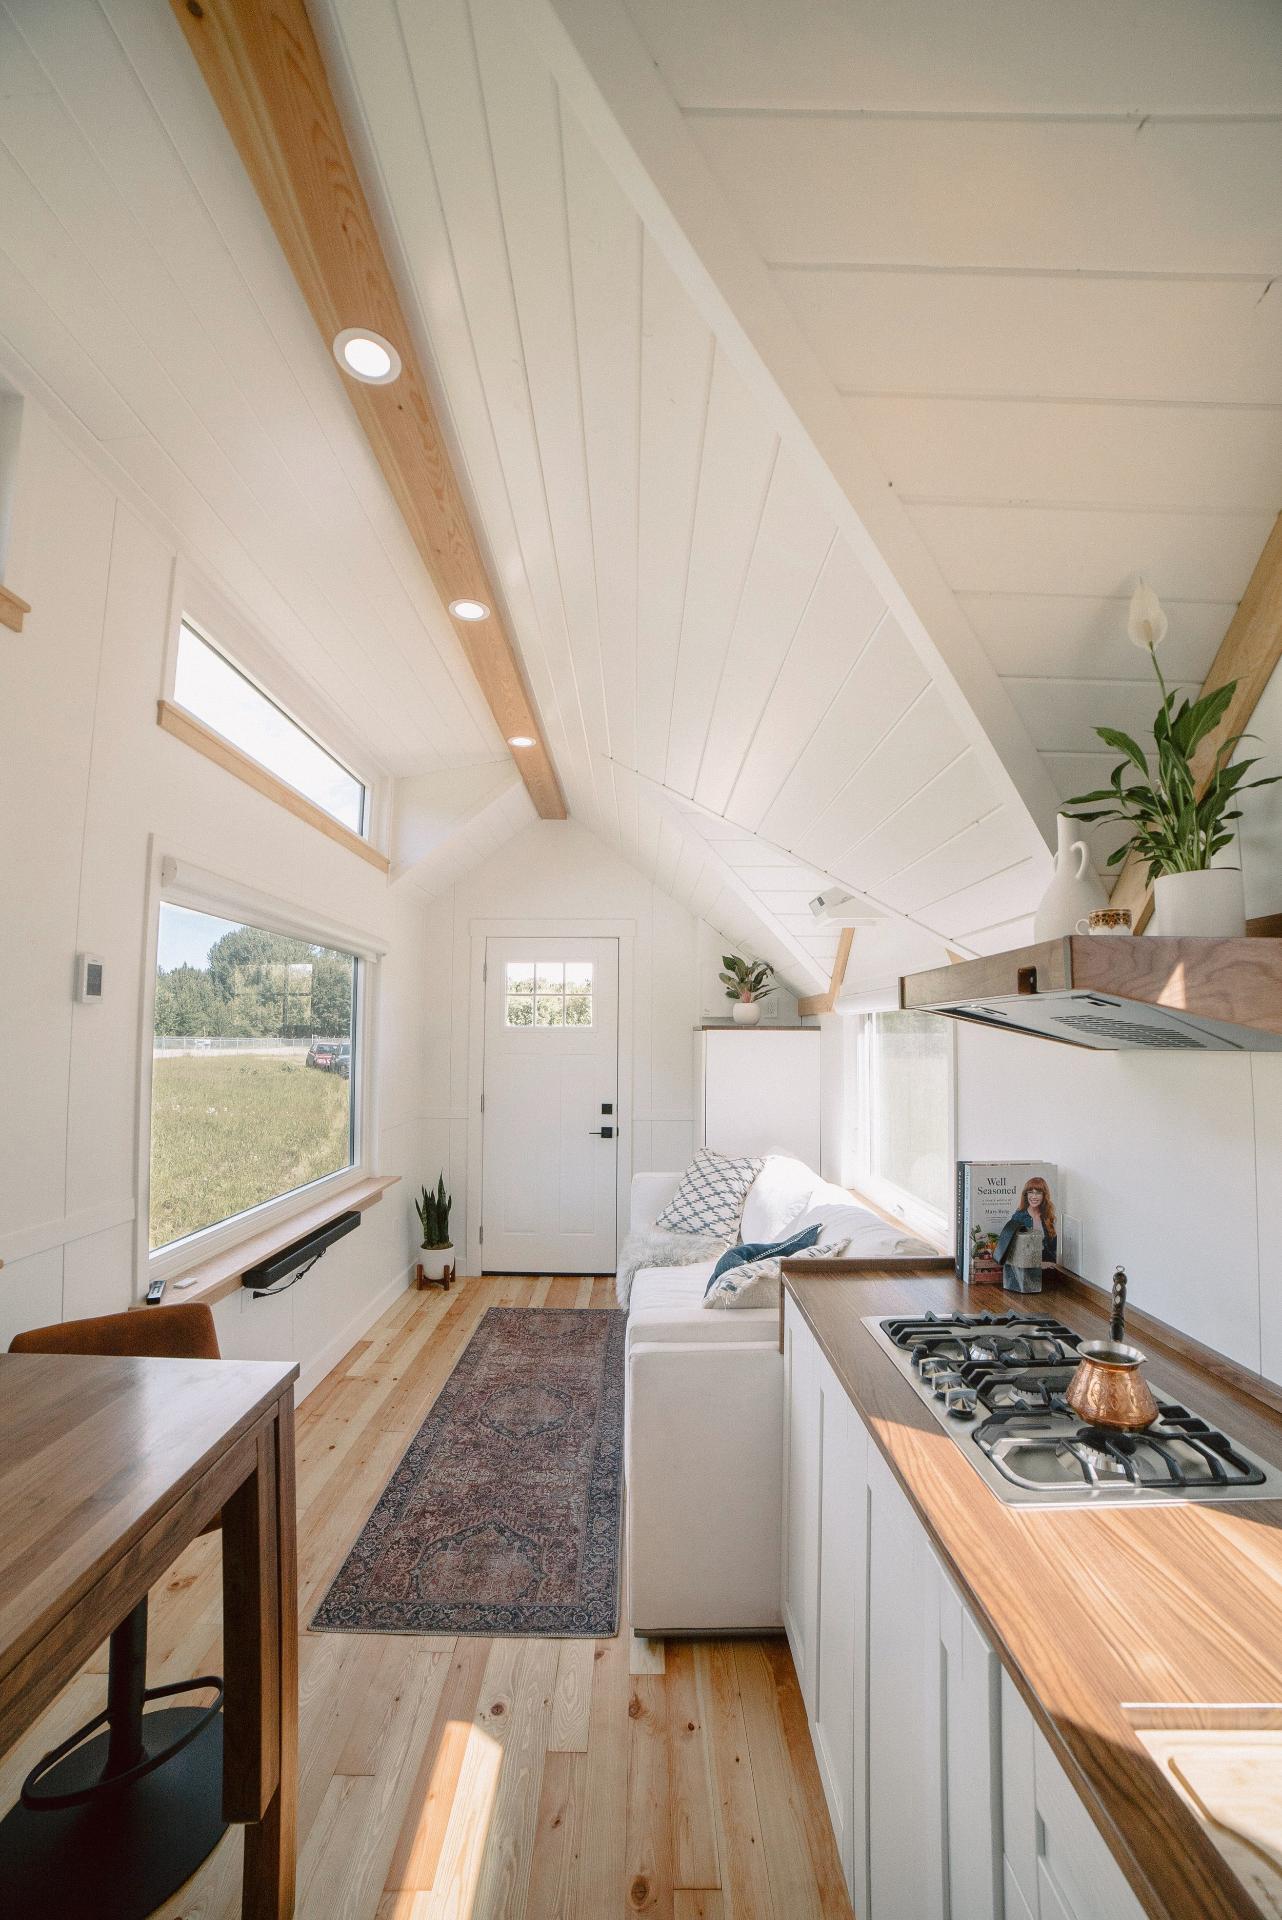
<box><xmin>1064</xmin><ymin>581</ymin><xmax>1278</xmax><ymax>936</ymax></box>
<box><xmin>719</xmin><ymin>953</ymin><xmax>776</xmax><ymax>1026</ymax></box>
<box><xmin>415</xmin><ymin>1173</ymin><xmax>454</xmax><ymax>1284</ymax></box>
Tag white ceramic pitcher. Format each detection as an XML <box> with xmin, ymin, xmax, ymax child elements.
<box><xmin>1033</xmin><ymin>815</ymin><xmax>1107</xmax><ymax>940</ymax></box>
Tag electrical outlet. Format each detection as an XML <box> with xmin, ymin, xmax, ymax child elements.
<box><xmin>1059</xmin><ymin>1213</ymin><xmax>1082</xmax><ymax>1276</ymax></box>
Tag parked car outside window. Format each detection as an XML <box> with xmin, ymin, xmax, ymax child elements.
<box><xmin>306</xmin><ymin>1039</ymin><xmax>340</xmax><ymax>1070</ymax></box>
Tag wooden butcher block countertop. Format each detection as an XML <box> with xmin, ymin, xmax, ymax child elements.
<box><xmin>782</xmin><ymin>1263</ymin><xmax>1282</xmax><ymax>1920</ymax></box>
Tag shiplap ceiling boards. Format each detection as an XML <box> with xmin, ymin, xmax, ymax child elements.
<box><xmin>596</xmin><ymin>0</ymin><xmax>1282</xmax><ymax>887</ymax></box>
<box><xmin>312</xmin><ymin>0</ymin><xmax>1070</xmax><ymax>989</ymax></box>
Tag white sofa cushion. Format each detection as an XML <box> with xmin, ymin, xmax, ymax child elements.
<box><xmin>738</xmin><ymin>1154</ymin><xmax>825</xmax><ymax>1243</ymax></box>
<box><xmin>625</xmin><ymin>1262</ymin><xmax>777</xmax><ymax>1348</ymax></box>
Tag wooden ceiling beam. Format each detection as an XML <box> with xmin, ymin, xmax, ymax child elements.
<box><xmin>169</xmin><ymin>0</ymin><xmax>565</xmax><ymax>820</ymax></box>
<box><xmin>1109</xmin><ymin>511</ymin><xmax>1282</xmax><ymax>929</ymax></box>
<box><xmin>797</xmin><ymin>927</ymin><xmax>855</xmax><ymax>1017</ymax></box>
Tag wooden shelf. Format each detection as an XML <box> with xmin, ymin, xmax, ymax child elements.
<box><xmin>140</xmin><ymin>1174</ymin><xmax>401</xmax><ymax>1312</ymax></box>
<box><xmin>0</xmin><ymin>584</ymin><xmax>30</xmax><ymax>633</ymax></box>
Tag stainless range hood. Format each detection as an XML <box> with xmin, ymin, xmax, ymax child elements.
<box><xmin>900</xmin><ymin>937</ymin><xmax>1282</xmax><ymax>1052</ymax></box>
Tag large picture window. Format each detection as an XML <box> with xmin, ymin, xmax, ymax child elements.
<box><xmin>855</xmin><ymin>1009</ymin><xmax>953</xmax><ymax>1237</ymax></box>
<box><xmin>149</xmin><ymin>902</ymin><xmax>357</xmax><ymax>1252</ymax></box>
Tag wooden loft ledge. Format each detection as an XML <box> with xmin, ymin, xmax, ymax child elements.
<box><xmin>141</xmin><ymin>1172</ymin><xmax>400</xmax><ymax>1313</ymax></box>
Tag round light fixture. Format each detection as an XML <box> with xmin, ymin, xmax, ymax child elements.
<box><xmin>333</xmin><ymin>327</ymin><xmax>402</xmax><ymax>385</ymax></box>
<box><xmin>449</xmin><ymin>598</ymin><xmax>490</xmax><ymax>621</ymax></box>
<box><xmin>507</xmin><ymin>734</ymin><xmax>535</xmax><ymax>748</ymax></box>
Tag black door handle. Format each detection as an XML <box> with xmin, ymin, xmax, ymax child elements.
<box><xmin>589</xmin><ymin>1126</ymin><xmax>615</xmax><ymax>1139</ymax></box>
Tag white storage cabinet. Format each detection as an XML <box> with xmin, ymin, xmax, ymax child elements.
<box><xmin>698</xmin><ymin>1028</ymin><xmax>821</xmax><ymax>1165</ymax></box>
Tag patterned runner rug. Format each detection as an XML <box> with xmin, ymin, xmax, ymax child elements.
<box><xmin>311</xmin><ymin>1306</ymin><xmax>626</xmax><ymax>1637</ymax></box>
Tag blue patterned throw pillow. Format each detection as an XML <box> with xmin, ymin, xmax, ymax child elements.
<box><xmin>654</xmin><ymin>1147</ymin><xmax>763</xmax><ymax>1239</ymax></box>
<box><xmin>704</xmin><ymin>1224</ymin><xmax>822</xmax><ymax>1295</ymax></box>
<box><xmin>703</xmin><ymin>1232</ymin><xmax>851</xmax><ymax>1310</ymax></box>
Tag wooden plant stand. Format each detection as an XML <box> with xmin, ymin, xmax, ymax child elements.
<box><xmin>416</xmin><ymin>1258</ymin><xmax>456</xmax><ymax>1292</ymax></box>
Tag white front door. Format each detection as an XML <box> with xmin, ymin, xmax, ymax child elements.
<box><xmin>480</xmin><ymin>937</ymin><xmax>619</xmax><ymax>1273</ymax></box>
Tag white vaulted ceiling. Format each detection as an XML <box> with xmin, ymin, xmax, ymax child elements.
<box><xmin>611</xmin><ymin>0</ymin><xmax>1282</xmax><ymax>877</ymax></box>
<box><xmin>317</xmin><ymin>0</ymin><xmax>1067</xmax><ymax>988</ymax></box>
<box><xmin>9</xmin><ymin>1</ymin><xmax>1272</xmax><ymax>993</ymax></box>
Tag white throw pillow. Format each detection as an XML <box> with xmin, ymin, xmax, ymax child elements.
<box><xmin>703</xmin><ymin>1238</ymin><xmax>851</xmax><ymax>1311</ymax></box>
<box><xmin>738</xmin><ymin>1155</ymin><xmax>824</xmax><ymax>1243</ymax></box>
<box><xmin>787</xmin><ymin>1201</ymin><xmax>937</xmax><ymax>1258</ymax></box>
<box><xmin>654</xmin><ymin>1147</ymin><xmax>763</xmax><ymax>1240</ymax></box>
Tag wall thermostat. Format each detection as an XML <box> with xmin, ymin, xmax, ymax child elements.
<box><xmin>75</xmin><ymin>952</ymin><xmax>104</xmax><ymax>1003</ymax></box>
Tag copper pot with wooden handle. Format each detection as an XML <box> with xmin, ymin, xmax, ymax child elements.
<box><xmin>1065</xmin><ymin>1267</ymin><xmax>1160</xmax><ymax>1431</ymax></box>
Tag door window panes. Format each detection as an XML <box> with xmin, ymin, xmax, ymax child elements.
<box><xmin>504</xmin><ymin>959</ymin><xmax>593</xmax><ymax>1027</ymax></box>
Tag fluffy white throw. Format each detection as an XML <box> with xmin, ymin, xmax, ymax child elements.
<box><xmin>615</xmin><ymin>1226</ymin><xmax>726</xmax><ymax>1309</ymax></box>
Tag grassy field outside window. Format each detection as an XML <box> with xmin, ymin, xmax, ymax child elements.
<box><xmin>149</xmin><ymin>903</ymin><xmax>357</xmax><ymax>1251</ymax></box>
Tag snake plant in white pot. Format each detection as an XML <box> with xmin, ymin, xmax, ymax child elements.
<box><xmin>415</xmin><ymin>1174</ymin><xmax>454</xmax><ymax>1282</ymax></box>
<box><xmin>1064</xmin><ymin>582</ymin><xmax>1278</xmax><ymax>936</ymax></box>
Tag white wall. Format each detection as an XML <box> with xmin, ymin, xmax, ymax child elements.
<box><xmin>955</xmin><ymin>653</ymin><xmax>1282</xmax><ymax>1387</ymax></box>
<box><xmin>418</xmin><ymin>816</ymin><xmax>732</xmax><ymax>1261</ymax></box>
<box><xmin>0</xmin><ymin>398</ymin><xmax>431</xmax><ymax>1393</ymax></box>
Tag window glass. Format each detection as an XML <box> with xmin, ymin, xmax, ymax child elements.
<box><xmin>150</xmin><ymin>903</ymin><xmax>357</xmax><ymax>1251</ymax></box>
<box><xmin>173</xmin><ymin>622</ymin><xmax>365</xmax><ymax>833</ymax></box>
<box><xmin>866</xmin><ymin>1011</ymin><xmax>950</xmax><ymax>1218</ymax></box>
<box><xmin>505</xmin><ymin>958</ymin><xmax>593</xmax><ymax>1028</ymax></box>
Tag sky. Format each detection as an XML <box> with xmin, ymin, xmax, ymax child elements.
<box><xmin>157</xmin><ymin>904</ymin><xmax>242</xmax><ymax>973</ymax></box>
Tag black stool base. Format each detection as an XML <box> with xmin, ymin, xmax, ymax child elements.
<box><xmin>0</xmin><ymin>1707</ymin><xmax>227</xmax><ymax>1920</ymax></box>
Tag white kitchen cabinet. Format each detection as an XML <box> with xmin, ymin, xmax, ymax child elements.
<box><xmin>698</xmin><ymin>1028</ymin><xmax>821</xmax><ymax>1164</ymax></box>
<box><xmin>782</xmin><ymin>1304</ymin><xmax>1141</xmax><ymax>1920</ymax></box>
<box><xmin>782</xmin><ymin>1295</ymin><xmax>821</xmax><ymax>1712</ymax></box>
<box><xmin>813</xmin><ymin>1347</ymin><xmax>869</xmax><ymax>1907</ymax></box>
<box><xmin>935</xmin><ymin>1554</ymin><xmax>1004</xmax><ymax>1918</ymax></box>
<box><xmin>867</xmin><ymin>1445</ymin><xmax>946</xmax><ymax>1920</ymax></box>
<box><xmin>1002</xmin><ymin>1667</ymin><xmax>1148</xmax><ymax>1920</ymax></box>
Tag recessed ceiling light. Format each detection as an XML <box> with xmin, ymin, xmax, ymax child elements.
<box><xmin>449</xmin><ymin>598</ymin><xmax>490</xmax><ymax>621</ymax></box>
<box><xmin>507</xmin><ymin>735</ymin><xmax>535</xmax><ymax>748</ymax></box>
<box><xmin>333</xmin><ymin>327</ymin><xmax>401</xmax><ymax>385</ymax></box>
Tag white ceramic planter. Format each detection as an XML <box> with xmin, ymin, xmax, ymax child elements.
<box><xmin>1033</xmin><ymin>814</ymin><xmax>1107</xmax><ymax>940</ymax></box>
<box><xmin>420</xmin><ymin>1243</ymin><xmax>454</xmax><ymax>1281</ymax></box>
<box><xmin>732</xmin><ymin>1000</ymin><xmax>762</xmax><ymax>1026</ymax></box>
<box><xmin>1152</xmin><ymin>867</ymin><xmax>1246</xmax><ymax>938</ymax></box>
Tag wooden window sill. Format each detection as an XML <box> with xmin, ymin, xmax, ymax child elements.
<box><xmin>139</xmin><ymin>1173</ymin><xmax>401</xmax><ymax>1312</ymax></box>
<box><xmin>156</xmin><ymin>699</ymin><xmax>390</xmax><ymax>872</ymax></box>
<box><xmin>0</xmin><ymin>584</ymin><xmax>31</xmax><ymax>633</ymax></box>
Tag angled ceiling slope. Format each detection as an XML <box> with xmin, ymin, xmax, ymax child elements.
<box><xmin>315</xmin><ymin>0</ymin><xmax>1056</xmax><ymax>974</ymax></box>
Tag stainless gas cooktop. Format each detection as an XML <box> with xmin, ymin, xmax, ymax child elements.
<box><xmin>866</xmin><ymin>1310</ymin><xmax>1282</xmax><ymax>1508</ymax></box>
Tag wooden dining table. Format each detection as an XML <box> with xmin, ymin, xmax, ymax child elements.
<box><xmin>0</xmin><ymin>1348</ymin><xmax>300</xmax><ymax>1919</ymax></box>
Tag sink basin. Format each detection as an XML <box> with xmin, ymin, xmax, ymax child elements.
<box><xmin>1127</xmin><ymin>1706</ymin><xmax>1282</xmax><ymax>1917</ymax></box>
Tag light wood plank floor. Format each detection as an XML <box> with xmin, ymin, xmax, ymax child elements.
<box><xmin>2</xmin><ymin>1277</ymin><xmax>852</xmax><ymax>1919</ymax></box>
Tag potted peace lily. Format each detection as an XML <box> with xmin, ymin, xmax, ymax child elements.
<box><xmin>719</xmin><ymin>953</ymin><xmax>776</xmax><ymax>1026</ymax></box>
<box><xmin>415</xmin><ymin>1173</ymin><xmax>454</xmax><ymax>1283</ymax></box>
<box><xmin>1064</xmin><ymin>581</ymin><xmax>1278</xmax><ymax>936</ymax></box>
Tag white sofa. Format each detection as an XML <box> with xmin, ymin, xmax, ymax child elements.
<box><xmin>624</xmin><ymin>1155</ymin><xmax>930</xmax><ymax>1634</ymax></box>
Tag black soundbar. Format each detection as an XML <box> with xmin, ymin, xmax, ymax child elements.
<box><xmin>242</xmin><ymin>1209</ymin><xmax>361</xmax><ymax>1296</ymax></box>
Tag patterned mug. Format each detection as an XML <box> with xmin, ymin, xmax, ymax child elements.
<box><xmin>1076</xmin><ymin>907</ymin><xmax>1133</xmax><ymax>936</ymax></box>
